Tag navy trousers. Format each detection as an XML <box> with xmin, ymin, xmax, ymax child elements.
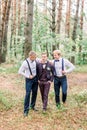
<box><xmin>54</xmin><ymin>76</ymin><xmax>67</xmax><ymax>105</ymax></box>
<box><xmin>24</xmin><ymin>76</ymin><xmax>38</xmax><ymax>113</ymax></box>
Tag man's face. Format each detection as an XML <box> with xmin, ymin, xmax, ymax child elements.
<box><xmin>29</xmin><ymin>55</ymin><xmax>36</xmax><ymax>61</ymax></box>
<box><xmin>53</xmin><ymin>53</ymin><xmax>60</xmax><ymax>59</ymax></box>
<box><xmin>42</xmin><ymin>54</ymin><xmax>47</xmax><ymax>62</ymax></box>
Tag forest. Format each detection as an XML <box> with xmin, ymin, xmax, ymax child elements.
<box><xmin>0</xmin><ymin>0</ymin><xmax>87</xmax><ymax>64</ymax></box>
<box><xmin>0</xmin><ymin>0</ymin><xmax>87</xmax><ymax>130</ymax></box>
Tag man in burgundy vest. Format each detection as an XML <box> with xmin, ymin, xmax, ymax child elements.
<box><xmin>37</xmin><ymin>52</ymin><xmax>54</xmax><ymax>112</ymax></box>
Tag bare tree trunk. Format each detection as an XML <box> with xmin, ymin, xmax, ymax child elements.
<box><xmin>13</xmin><ymin>0</ymin><xmax>16</xmax><ymax>57</ymax></box>
<box><xmin>65</xmin><ymin>0</ymin><xmax>71</xmax><ymax>37</ymax></box>
<box><xmin>24</xmin><ymin>0</ymin><xmax>34</xmax><ymax>58</ymax></box>
<box><xmin>33</xmin><ymin>0</ymin><xmax>38</xmax><ymax>52</ymax></box>
<box><xmin>71</xmin><ymin>0</ymin><xmax>80</xmax><ymax>64</ymax></box>
<box><xmin>10</xmin><ymin>1</ymin><xmax>13</xmax><ymax>51</ymax></box>
<box><xmin>51</xmin><ymin>0</ymin><xmax>57</xmax><ymax>52</ymax></box>
<box><xmin>51</xmin><ymin>0</ymin><xmax>56</xmax><ymax>33</ymax></box>
<box><xmin>0</xmin><ymin>0</ymin><xmax>8</xmax><ymax>62</ymax></box>
<box><xmin>2</xmin><ymin>0</ymin><xmax>8</xmax><ymax>41</ymax></box>
<box><xmin>56</xmin><ymin>0</ymin><xmax>63</xmax><ymax>34</ymax></box>
<box><xmin>24</xmin><ymin>0</ymin><xmax>27</xmax><ymax>22</ymax></box>
<box><xmin>18</xmin><ymin>0</ymin><xmax>21</xmax><ymax>36</ymax></box>
<box><xmin>79</xmin><ymin>0</ymin><xmax>84</xmax><ymax>62</ymax></box>
<box><xmin>22</xmin><ymin>0</ymin><xmax>27</xmax><ymax>56</ymax></box>
<box><xmin>0</xmin><ymin>0</ymin><xmax>2</xmax><ymax>63</ymax></box>
<box><xmin>43</xmin><ymin>0</ymin><xmax>47</xmax><ymax>14</ymax></box>
<box><xmin>2</xmin><ymin>0</ymin><xmax>12</xmax><ymax>62</ymax></box>
<box><xmin>43</xmin><ymin>0</ymin><xmax>49</xmax><ymax>56</ymax></box>
<box><xmin>80</xmin><ymin>0</ymin><xmax>84</xmax><ymax>40</ymax></box>
<box><xmin>72</xmin><ymin>0</ymin><xmax>80</xmax><ymax>41</ymax></box>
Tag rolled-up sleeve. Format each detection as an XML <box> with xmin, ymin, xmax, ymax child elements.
<box><xmin>65</xmin><ymin>59</ymin><xmax>75</xmax><ymax>73</ymax></box>
<box><xmin>18</xmin><ymin>61</ymin><xmax>29</xmax><ymax>78</ymax></box>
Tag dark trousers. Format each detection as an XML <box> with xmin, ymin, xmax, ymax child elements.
<box><xmin>24</xmin><ymin>76</ymin><xmax>38</xmax><ymax>113</ymax></box>
<box><xmin>39</xmin><ymin>81</ymin><xmax>50</xmax><ymax>110</ymax></box>
<box><xmin>54</xmin><ymin>76</ymin><xmax>67</xmax><ymax>105</ymax></box>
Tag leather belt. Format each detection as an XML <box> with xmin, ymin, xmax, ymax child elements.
<box><xmin>54</xmin><ymin>75</ymin><xmax>66</xmax><ymax>78</ymax></box>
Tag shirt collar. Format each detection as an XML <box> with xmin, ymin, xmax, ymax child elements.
<box><xmin>28</xmin><ymin>58</ymin><xmax>34</xmax><ymax>63</ymax></box>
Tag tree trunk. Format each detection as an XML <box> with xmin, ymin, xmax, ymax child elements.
<box><xmin>51</xmin><ymin>0</ymin><xmax>56</xmax><ymax>51</ymax></box>
<box><xmin>0</xmin><ymin>1</ymin><xmax>2</xmax><ymax>63</ymax></box>
<box><xmin>0</xmin><ymin>0</ymin><xmax>8</xmax><ymax>63</ymax></box>
<box><xmin>2</xmin><ymin>0</ymin><xmax>8</xmax><ymax>42</ymax></box>
<box><xmin>78</xmin><ymin>0</ymin><xmax>84</xmax><ymax>62</ymax></box>
<box><xmin>43</xmin><ymin>0</ymin><xmax>47</xmax><ymax>15</ymax></box>
<box><xmin>65</xmin><ymin>0</ymin><xmax>71</xmax><ymax>37</ymax></box>
<box><xmin>72</xmin><ymin>0</ymin><xmax>80</xmax><ymax>41</ymax></box>
<box><xmin>51</xmin><ymin>0</ymin><xmax>56</xmax><ymax>33</ymax></box>
<box><xmin>24</xmin><ymin>0</ymin><xmax>34</xmax><ymax>58</ymax></box>
<box><xmin>2</xmin><ymin>0</ymin><xmax>12</xmax><ymax>62</ymax></box>
<box><xmin>71</xmin><ymin>0</ymin><xmax>80</xmax><ymax>64</ymax></box>
<box><xmin>43</xmin><ymin>0</ymin><xmax>49</xmax><ymax>56</ymax></box>
<box><xmin>56</xmin><ymin>0</ymin><xmax>63</xmax><ymax>34</ymax></box>
<box><xmin>18</xmin><ymin>0</ymin><xmax>21</xmax><ymax>36</ymax></box>
<box><xmin>10</xmin><ymin>1</ymin><xmax>13</xmax><ymax>52</ymax></box>
<box><xmin>13</xmin><ymin>0</ymin><xmax>16</xmax><ymax>57</ymax></box>
<box><xmin>80</xmin><ymin>0</ymin><xmax>84</xmax><ymax>40</ymax></box>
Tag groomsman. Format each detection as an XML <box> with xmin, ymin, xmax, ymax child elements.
<box><xmin>53</xmin><ymin>50</ymin><xmax>75</xmax><ymax>108</ymax></box>
<box><xmin>18</xmin><ymin>51</ymin><xmax>38</xmax><ymax>116</ymax></box>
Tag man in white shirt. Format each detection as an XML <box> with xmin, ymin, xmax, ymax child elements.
<box><xmin>53</xmin><ymin>50</ymin><xmax>75</xmax><ymax>108</ymax></box>
<box><xmin>18</xmin><ymin>51</ymin><xmax>38</xmax><ymax>116</ymax></box>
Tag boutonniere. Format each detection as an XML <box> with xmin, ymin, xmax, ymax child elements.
<box><xmin>47</xmin><ymin>67</ymin><xmax>51</xmax><ymax>71</ymax></box>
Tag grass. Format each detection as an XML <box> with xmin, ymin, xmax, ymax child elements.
<box><xmin>0</xmin><ymin>63</ymin><xmax>87</xmax><ymax>130</ymax></box>
<box><xmin>0</xmin><ymin>66</ymin><xmax>18</xmax><ymax>74</ymax></box>
<box><xmin>0</xmin><ymin>90</ymin><xmax>23</xmax><ymax>111</ymax></box>
<box><xmin>74</xmin><ymin>65</ymin><xmax>87</xmax><ymax>73</ymax></box>
<box><xmin>73</xmin><ymin>90</ymin><xmax>87</xmax><ymax>106</ymax></box>
<box><xmin>0</xmin><ymin>91</ymin><xmax>13</xmax><ymax>110</ymax></box>
<box><xmin>0</xmin><ymin>62</ymin><xmax>21</xmax><ymax>74</ymax></box>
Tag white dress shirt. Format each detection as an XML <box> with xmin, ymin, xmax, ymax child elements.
<box><xmin>18</xmin><ymin>58</ymin><xmax>37</xmax><ymax>78</ymax></box>
<box><xmin>54</xmin><ymin>57</ymin><xmax>75</xmax><ymax>77</ymax></box>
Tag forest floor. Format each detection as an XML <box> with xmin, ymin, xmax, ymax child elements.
<box><xmin>0</xmin><ymin>64</ymin><xmax>87</xmax><ymax>130</ymax></box>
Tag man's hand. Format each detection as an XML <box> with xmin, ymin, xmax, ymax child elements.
<box><xmin>38</xmin><ymin>80</ymin><xmax>40</xmax><ymax>83</ymax></box>
<box><xmin>62</xmin><ymin>70</ymin><xmax>66</xmax><ymax>75</ymax></box>
<box><xmin>48</xmin><ymin>81</ymin><xmax>52</xmax><ymax>84</ymax></box>
<box><xmin>29</xmin><ymin>75</ymin><xmax>34</xmax><ymax>79</ymax></box>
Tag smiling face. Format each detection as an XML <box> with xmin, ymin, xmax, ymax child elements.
<box><xmin>29</xmin><ymin>51</ymin><xmax>36</xmax><ymax>61</ymax></box>
<box><xmin>29</xmin><ymin>54</ymin><xmax>36</xmax><ymax>61</ymax></box>
<box><xmin>53</xmin><ymin>50</ymin><xmax>61</xmax><ymax>60</ymax></box>
<box><xmin>41</xmin><ymin>53</ymin><xmax>48</xmax><ymax>63</ymax></box>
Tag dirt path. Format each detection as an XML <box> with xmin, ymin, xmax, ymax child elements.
<box><xmin>0</xmin><ymin>72</ymin><xmax>87</xmax><ymax>130</ymax></box>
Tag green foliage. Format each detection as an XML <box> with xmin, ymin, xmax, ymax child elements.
<box><xmin>0</xmin><ymin>91</ymin><xmax>13</xmax><ymax>110</ymax></box>
<box><xmin>0</xmin><ymin>64</ymin><xmax>19</xmax><ymax>74</ymax></box>
<box><xmin>74</xmin><ymin>90</ymin><xmax>87</xmax><ymax>106</ymax></box>
<box><xmin>33</xmin><ymin>12</ymin><xmax>49</xmax><ymax>52</ymax></box>
<box><xmin>49</xmin><ymin>91</ymin><xmax>55</xmax><ymax>100</ymax></box>
<box><xmin>32</xmin><ymin>9</ymin><xmax>87</xmax><ymax>64</ymax></box>
<box><xmin>74</xmin><ymin>65</ymin><xmax>87</xmax><ymax>73</ymax></box>
<box><xmin>75</xmin><ymin>37</ymin><xmax>87</xmax><ymax>64</ymax></box>
<box><xmin>7</xmin><ymin>5</ymin><xmax>87</xmax><ymax>65</ymax></box>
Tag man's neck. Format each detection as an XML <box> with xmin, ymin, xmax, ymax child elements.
<box><xmin>41</xmin><ymin>60</ymin><xmax>47</xmax><ymax>64</ymax></box>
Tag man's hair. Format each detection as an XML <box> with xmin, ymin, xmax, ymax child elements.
<box><xmin>29</xmin><ymin>51</ymin><xmax>36</xmax><ymax>56</ymax></box>
<box><xmin>53</xmin><ymin>50</ymin><xmax>61</xmax><ymax>55</ymax></box>
<box><xmin>41</xmin><ymin>52</ymin><xmax>47</xmax><ymax>56</ymax></box>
